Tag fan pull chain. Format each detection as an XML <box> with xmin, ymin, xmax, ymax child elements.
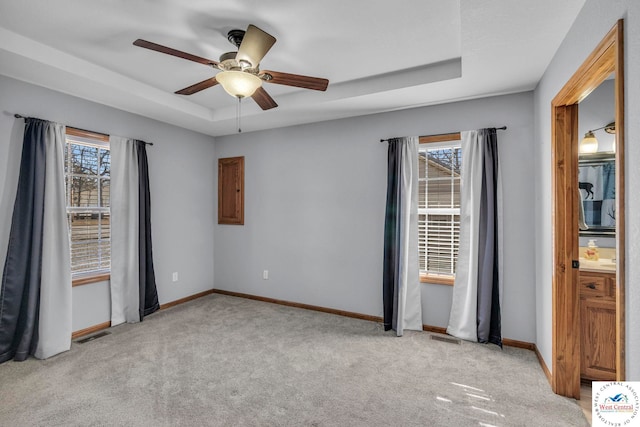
<box><xmin>237</xmin><ymin>97</ymin><xmax>242</xmax><ymax>133</ymax></box>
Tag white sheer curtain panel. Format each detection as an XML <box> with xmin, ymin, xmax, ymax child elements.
<box><xmin>36</xmin><ymin>123</ymin><xmax>72</xmax><ymax>359</ymax></box>
<box><xmin>447</xmin><ymin>130</ymin><xmax>483</xmax><ymax>341</ymax></box>
<box><xmin>397</xmin><ymin>137</ymin><xmax>423</xmax><ymax>334</ymax></box>
<box><xmin>109</xmin><ymin>136</ymin><xmax>140</xmax><ymax>325</ymax></box>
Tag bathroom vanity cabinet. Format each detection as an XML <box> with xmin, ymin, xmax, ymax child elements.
<box><xmin>579</xmin><ymin>270</ymin><xmax>616</xmax><ymax>381</ymax></box>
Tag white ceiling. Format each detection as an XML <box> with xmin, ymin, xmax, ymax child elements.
<box><xmin>0</xmin><ymin>0</ymin><xmax>585</xmax><ymax>137</ymax></box>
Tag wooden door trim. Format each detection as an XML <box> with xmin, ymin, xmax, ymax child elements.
<box><xmin>551</xmin><ymin>20</ymin><xmax>625</xmax><ymax>398</ymax></box>
<box><xmin>551</xmin><ymin>104</ymin><xmax>581</xmax><ymax>397</ymax></box>
<box><xmin>613</xmin><ymin>19</ymin><xmax>626</xmax><ymax>381</ymax></box>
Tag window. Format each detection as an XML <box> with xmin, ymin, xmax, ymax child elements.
<box><xmin>418</xmin><ymin>138</ymin><xmax>462</xmax><ymax>285</ymax></box>
<box><xmin>64</xmin><ymin>128</ymin><xmax>110</xmax><ymax>284</ymax></box>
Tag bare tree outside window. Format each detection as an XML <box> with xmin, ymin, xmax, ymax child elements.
<box><xmin>65</xmin><ymin>135</ymin><xmax>111</xmax><ymax>276</ymax></box>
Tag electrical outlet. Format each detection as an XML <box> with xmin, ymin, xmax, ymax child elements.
<box><xmin>172</xmin><ymin>272</ymin><xmax>178</xmax><ymax>282</ymax></box>
<box><xmin>263</xmin><ymin>270</ymin><xmax>269</xmax><ymax>280</ymax></box>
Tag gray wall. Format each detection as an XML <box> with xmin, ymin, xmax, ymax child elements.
<box><xmin>0</xmin><ymin>75</ymin><xmax>217</xmax><ymax>332</ymax></box>
<box><xmin>533</xmin><ymin>0</ymin><xmax>640</xmax><ymax>379</ymax></box>
<box><xmin>214</xmin><ymin>92</ymin><xmax>537</xmax><ymax>343</ymax></box>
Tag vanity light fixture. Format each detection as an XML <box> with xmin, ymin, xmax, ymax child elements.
<box><xmin>580</xmin><ymin>130</ymin><xmax>598</xmax><ymax>153</ymax></box>
<box><xmin>580</xmin><ymin>121</ymin><xmax>615</xmax><ymax>154</ymax></box>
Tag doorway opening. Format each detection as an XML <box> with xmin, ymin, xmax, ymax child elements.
<box><xmin>550</xmin><ymin>20</ymin><xmax>625</xmax><ymax>398</ymax></box>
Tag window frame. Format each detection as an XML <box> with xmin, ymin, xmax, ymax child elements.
<box><xmin>65</xmin><ymin>127</ymin><xmax>111</xmax><ymax>286</ymax></box>
<box><xmin>418</xmin><ymin>133</ymin><xmax>462</xmax><ymax>286</ymax></box>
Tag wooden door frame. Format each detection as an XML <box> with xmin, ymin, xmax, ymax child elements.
<box><xmin>551</xmin><ymin>20</ymin><xmax>625</xmax><ymax>398</ymax></box>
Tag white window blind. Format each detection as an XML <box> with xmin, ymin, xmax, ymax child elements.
<box><xmin>418</xmin><ymin>142</ymin><xmax>462</xmax><ymax>277</ymax></box>
<box><xmin>64</xmin><ymin>134</ymin><xmax>111</xmax><ymax>276</ymax></box>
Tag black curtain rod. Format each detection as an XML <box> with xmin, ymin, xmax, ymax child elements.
<box><xmin>379</xmin><ymin>126</ymin><xmax>507</xmax><ymax>143</ymax></box>
<box><xmin>13</xmin><ymin>114</ymin><xmax>154</xmax><ymax>146</ymax></box>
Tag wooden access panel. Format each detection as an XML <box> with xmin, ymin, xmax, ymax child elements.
<box><xmin>218</xmin><ymin>156</ymin><xmax>244</xmax><ymax>225</ymax></box>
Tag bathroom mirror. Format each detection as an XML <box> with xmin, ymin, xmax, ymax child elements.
<box><xmin>579</xmin><ymin>152</ymin><xmax>615</xmax><ymax>235</ymax></box>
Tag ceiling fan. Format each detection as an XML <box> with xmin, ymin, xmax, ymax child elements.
<box><xmin>133</xmin><ymin>25</ymin><xmax>329</xmax><ymax>111</ymax></box>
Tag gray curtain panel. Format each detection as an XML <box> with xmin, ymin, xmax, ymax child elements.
<box><xmin>447</xmin><ymin>128</ymin><xmax>502</xmax><ymax>347</ymax></box>
<box><xmin>383</xmin><ymin>137</ymin><xmax>421</xmax><ymax>336</ymax></box>
<box><xmin>476</xmin><ymin>128</ymin><xmax>501</xmax><ymax>347</ymax></box>
<box><xmin>0</xmin><ymin>118</ymin><xmax>71</xmax><ymax>363</ymax></box>
<box><xmin>110</xmin><ymin>136</ymin><xmax>159</xmax><ymax>325</ymax></box>
<box><xmin>383</xmin><ymin>139</ymin><xmax>402</xmax><ymax>332</ymax></box>
<box><xmin>136</xmin><ymin>140</ymin><xmax>159</xmax><ymax>319</ymax></box>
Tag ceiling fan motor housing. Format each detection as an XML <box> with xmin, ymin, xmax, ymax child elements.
<box><xmin>218</xmin><ymin>52</ymin><xmax>260</xmax><ymax>75</ymax></box>
<box><xmin>223</xmin><ymin>29</ymin><xmax>256</xmax><ymax>71</ymax></box>
<box><xmin>227</xmin><ymin>29</ymin><xmax>245</xmax><ymax>48</ymax></box>
<box><xmin>219</xmin><ymin>51</ymin><xmax>238</xmax><ymax>63</ymax></box>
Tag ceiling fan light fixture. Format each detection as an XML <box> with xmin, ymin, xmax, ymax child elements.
<box><xmin>216</xmin><ymin>70</ymin><xmax>262</xmax><ymax>98</ymax></box>
<box><xmin>580</xmin><ymin>130</ymin><xmax>599</xmax><ymax>154</ymax></box>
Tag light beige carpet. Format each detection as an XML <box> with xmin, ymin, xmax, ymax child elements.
<box><xmin>0</xmin><ymin>294</ymin><xmax>588</xmax><ymax>426</ymax></box>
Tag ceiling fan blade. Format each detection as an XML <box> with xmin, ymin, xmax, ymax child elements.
<box><xmin>236</xmin><ymin>25</ymin><xmax>276</xmax><ymax>68</ymax></box>
<box><xmin>251</xmin><ymin>86</ymin><xmax>278</xmax><ymax>110</ymax></box>
<box><xmin>133</xmin><ymin>39</ymin><xmax>218</xmax><ymax>67</ymax></box>
<box><xmin>262</xmin><ymin>71</ymin><xmax>328</xmax><ymax>91</ymax></box>
<box><xmin>175</xmin><ymin>77</ymin><xmax>219</xmax><ymax>95</ymax></box>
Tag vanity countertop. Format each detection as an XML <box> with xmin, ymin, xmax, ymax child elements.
<box><xmin>579</xmin><ymin>257</ymin><xmax>616</xmax><ymax>273</ymax></box>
